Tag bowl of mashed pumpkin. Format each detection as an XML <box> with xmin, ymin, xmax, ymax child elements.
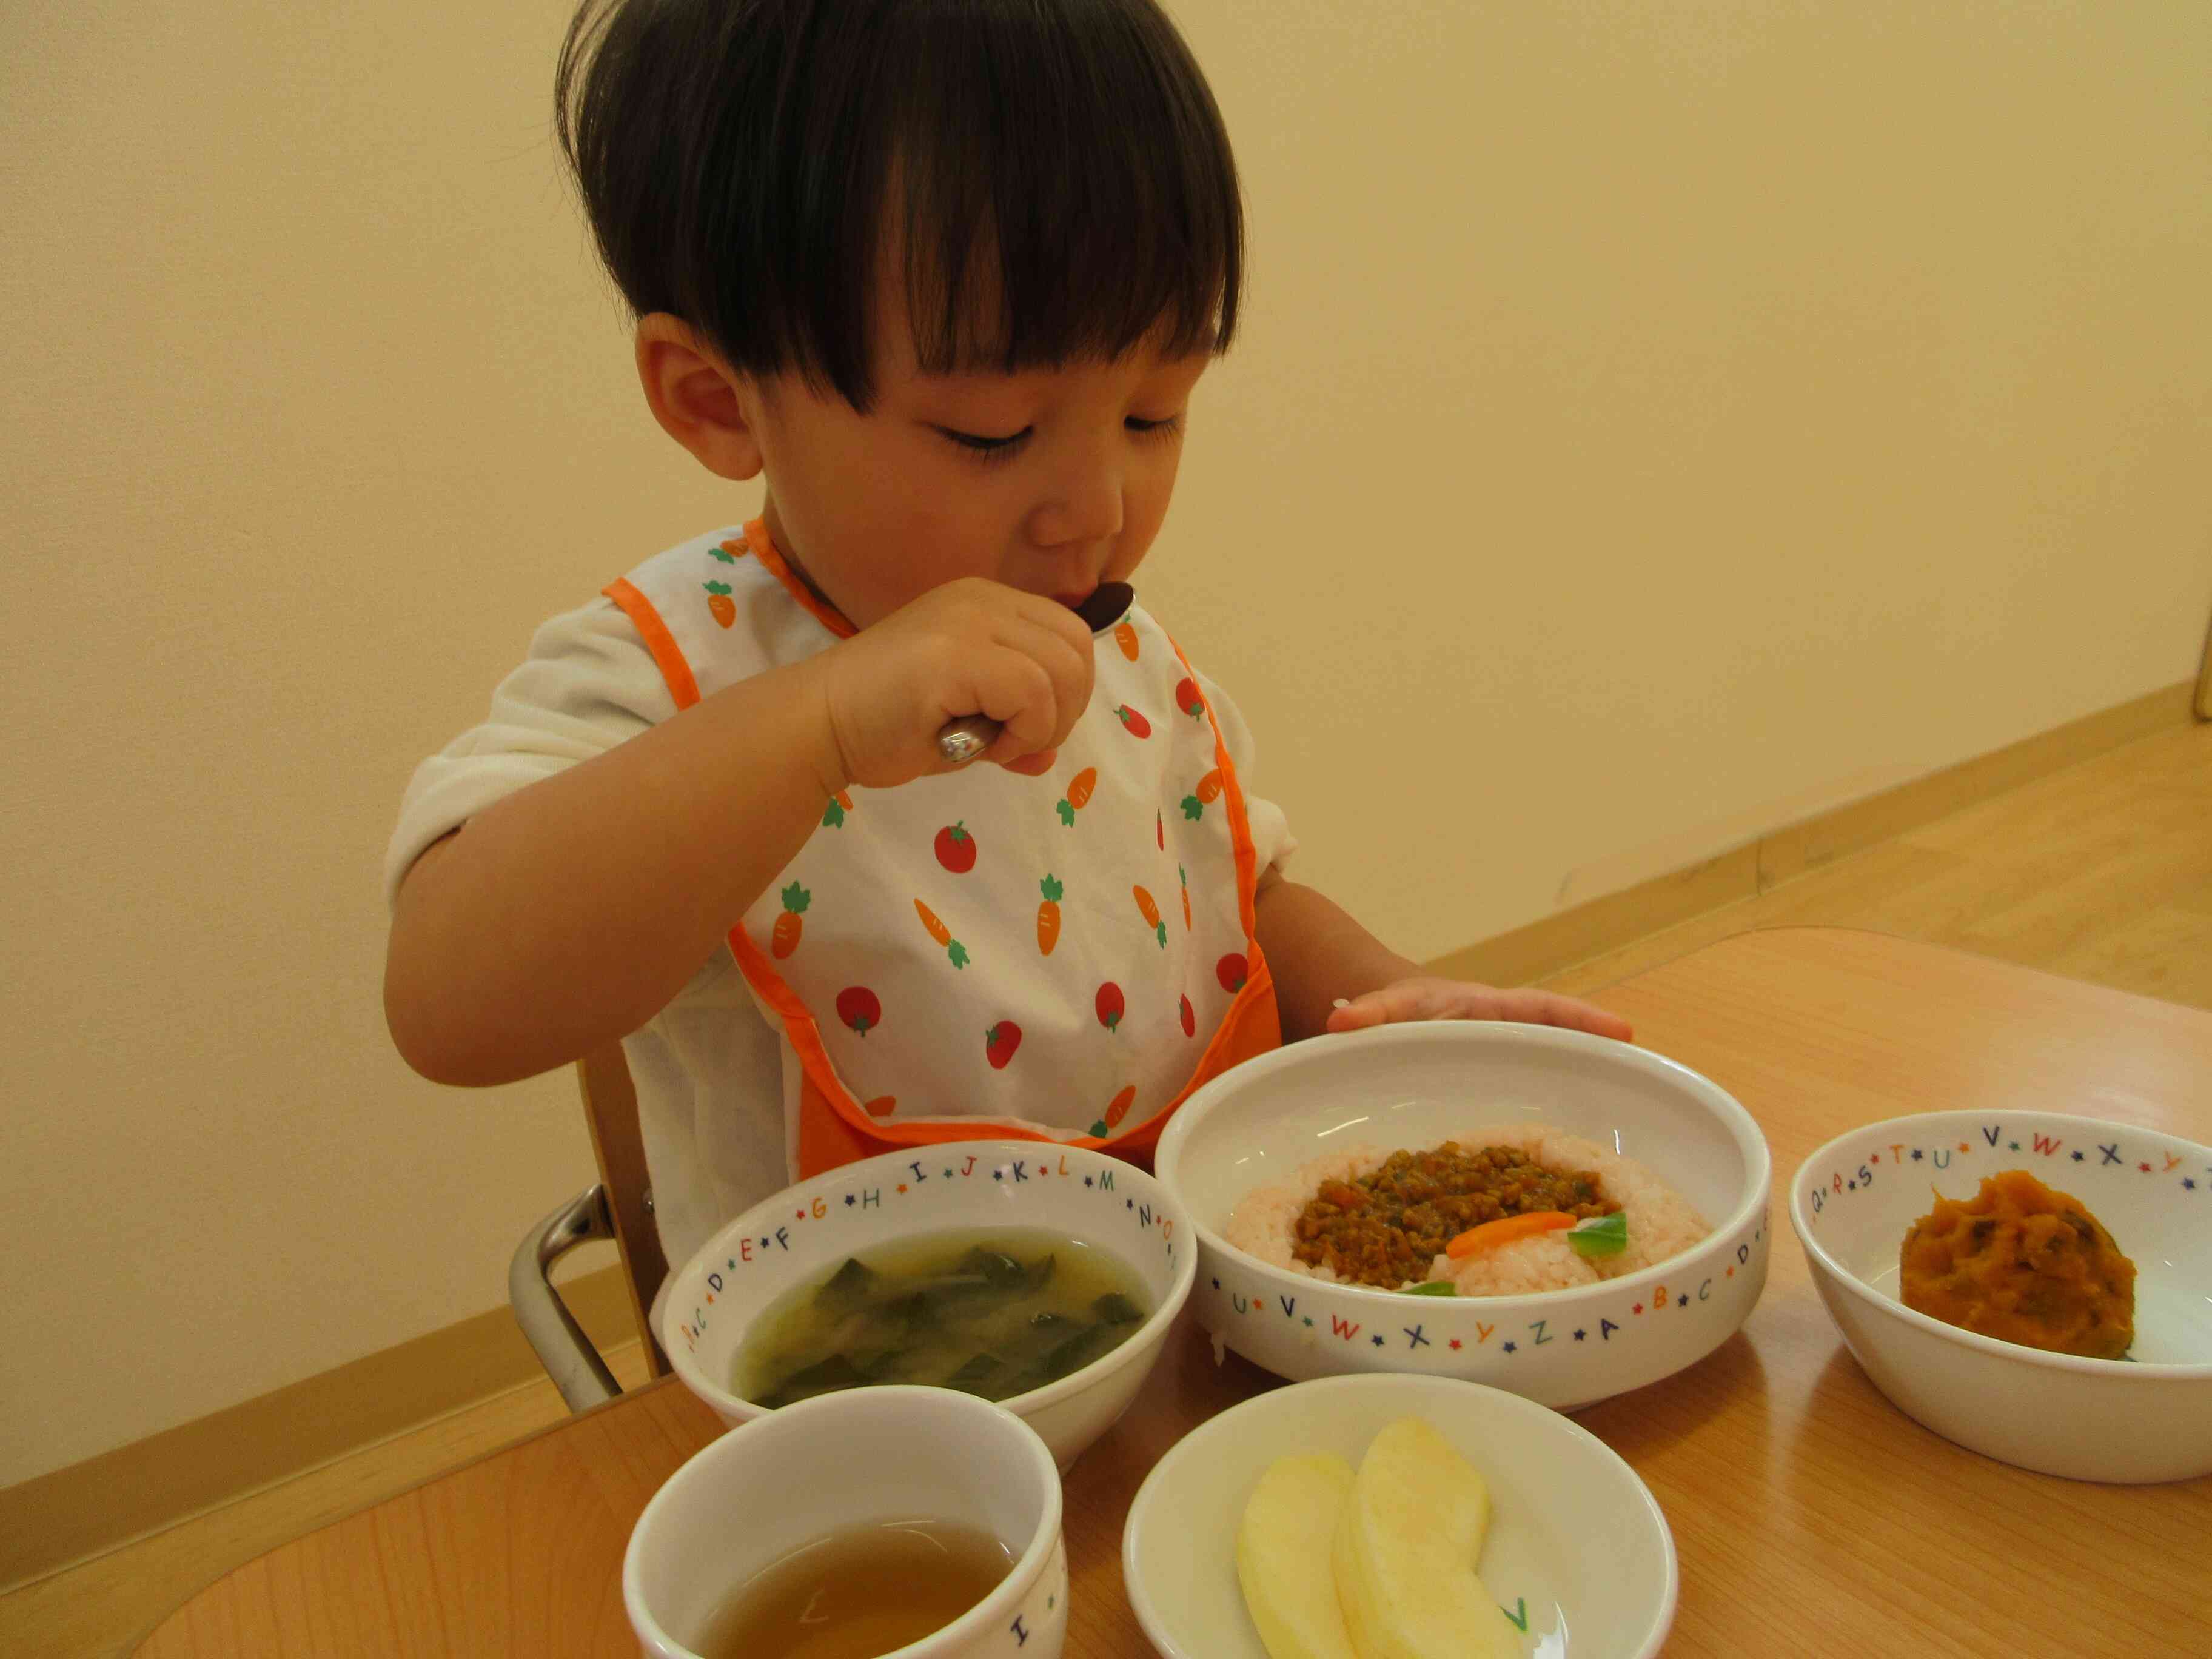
<box><xmin>1790</xmin><ymin>1109</ymin><xmax>2212</xmax><ymax>1483</ymax></box>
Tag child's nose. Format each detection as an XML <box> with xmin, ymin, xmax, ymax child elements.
<box><xmin>1026</xmin><ymin>453</ymin><xmax>1124</xmax><ymax>549</ymax></box>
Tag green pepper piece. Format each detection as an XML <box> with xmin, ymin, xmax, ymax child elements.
<box><xmin>1566</xmin><ymin>1212</ymin><xmax>1629</xmax><ymax>1258</ymax></box>
<box><xmin>1403</xmin><ymin>1280</ymin><xmax>1458</xmax><ymax>1297</ymax></box>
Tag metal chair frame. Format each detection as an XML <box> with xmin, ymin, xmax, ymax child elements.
<box><xmin>508</xmin><ymin>1044</ymin><xmax>670</xmax><ymax>1412</ymax></box>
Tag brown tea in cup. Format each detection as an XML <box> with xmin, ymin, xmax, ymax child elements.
<box><xmin>695</xmin><ymin>1517</ymin><xmax>1013</xmax><ymax>1659</ymax></box>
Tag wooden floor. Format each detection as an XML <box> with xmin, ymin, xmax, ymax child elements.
<box><xmin>1543</xmin><ymin>720</ymin><xmax>2212</xmax><ymax>1011</ymax></box>
<box><xmin>8</xmin><ymin>717</ymin><xmax>2207</xmax><ymax>1658</ymax></box>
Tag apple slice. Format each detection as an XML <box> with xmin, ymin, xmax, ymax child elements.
<box><xmin>1332</xmin><ymin>1418</ymin><xmax>1521</xmax><ymax>1659</ymax></box>
<box><xmin>1237</xmin><ymin>1453</ymin><xmax>1360</xmax><ymax>1659</ymax></box>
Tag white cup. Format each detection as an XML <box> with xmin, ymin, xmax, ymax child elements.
<box><xmin>624</xmin><ymin>1384</ymin><xmax>1068</xmax><ymax>1659</ymax></box>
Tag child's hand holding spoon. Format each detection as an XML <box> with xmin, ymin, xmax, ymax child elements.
<box><xmin>936</xmin><ymin>581</ymin><xmax>1134</xmax><ymax>766</ymax></box>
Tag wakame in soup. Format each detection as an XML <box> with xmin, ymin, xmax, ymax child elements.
<box><xmin>735</xmin><ymin>1229</ymin><xmax>1150</xmax><ymax>1407</ymax></box>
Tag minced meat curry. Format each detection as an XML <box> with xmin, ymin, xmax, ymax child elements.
<box><xmin>1290</xmin><ymin>1142</ymin><xmax>1617</xmax><ymax>1288</ymax></box>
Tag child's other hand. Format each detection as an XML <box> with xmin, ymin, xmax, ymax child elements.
<box><xmin>816</xmin><ymin>577</ymin><xmax>1098</xmax><ymax>789</ymax></box>
<box><xmin>1324</xmin><ymin>977</ymin><xmax>1633</xmax><ymax>1042</ymax></box>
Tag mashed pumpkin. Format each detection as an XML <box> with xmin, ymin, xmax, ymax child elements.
<box><xmin>1899</xmin><ymin>1170</ymin><xmax>2135</xmax><ymax>1359</ymax></box>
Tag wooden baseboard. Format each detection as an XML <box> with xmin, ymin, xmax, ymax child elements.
<box><xmin>4</xmin><ymin>681</ymin><xmax>2191</xmax><ymax>1601</ymax></box>
<box><xmin>0</xmin><ymin>1265</ymin><xmax>640</xmax><ymax>1594</ymax></box>
<box><xmin>1430</xmin><ymin>680</ymin><xmax>2195</xmax><ymax>989</ymax></box>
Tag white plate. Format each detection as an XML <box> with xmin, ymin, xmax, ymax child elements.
<box><xmin>1122</xmin><ymin>1373</ymin><xmax>1677</xmax><ymax>1659</ymax></box>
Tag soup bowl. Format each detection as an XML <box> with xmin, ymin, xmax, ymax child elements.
<box><xmin>1153</xmin><ymin>1021</ymin><xmax>1771</xmax><ymax>1410</ymax></box>
<box><xmin>659</xmin><ymin>1141</ymin><xmax>1195</xmax><ymax>1470</ymax></box>
<box><xmin>1790</xmin><ymin>1109</ymin><xmax>2212</xmax><ymax>1483</ymax></box>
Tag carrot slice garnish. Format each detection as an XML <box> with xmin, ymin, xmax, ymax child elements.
<box><xmin>1444</xmin><ymin>1211</ymin><xmax>1577</xmax><ymax>1259</ymax></box>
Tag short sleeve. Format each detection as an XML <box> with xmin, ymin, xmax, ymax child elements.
<box><xmin>383</xmin><ymin>596</ymin><xmax>677</xmax><ymax>908</ymax></box>
<box><xmin>1193</xmin><ymin>669</ymin><xmax>1296</xmax><ymax>877</ymax></box>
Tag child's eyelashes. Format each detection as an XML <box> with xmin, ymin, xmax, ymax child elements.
<box><xmin>940</xmin><ymin>425</ymin><xmax>1033</xmax><ymax>458</ymax></box>
<box><xmin>935</xmin><ymin>414</ymin><xmax>1184</xmax><ymax>465</ymax></box>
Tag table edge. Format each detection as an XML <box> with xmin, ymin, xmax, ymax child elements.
<box><xmin>121</xmin><ymin>1375</ymin><xmax>686</xmax><ymax>1656</ymax></box>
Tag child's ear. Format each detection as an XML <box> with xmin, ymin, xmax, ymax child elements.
<box><xmin>634</xmin><ymin>313</ymin><xmax>765</xmax><ymax>481</ymax></box>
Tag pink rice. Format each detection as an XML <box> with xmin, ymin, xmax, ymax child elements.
<box><xmin>1221</xmin><ymin>1122</ymin><xmax>1709</xmax><ymax>1296</ymax></box>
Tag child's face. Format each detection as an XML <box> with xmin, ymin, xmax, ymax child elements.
<box><xmin>749</xmin><ymin>300</ymin><xmax>1210</xmax><ymax>631</ymax></box>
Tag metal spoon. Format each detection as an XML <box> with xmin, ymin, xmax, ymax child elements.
<box><xmin>936</xmin><ymin>583</ymin><xmax>1134</xmax><ymax>764</ymax></box>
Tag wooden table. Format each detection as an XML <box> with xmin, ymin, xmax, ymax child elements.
<box><xmin>135</xmin><ymin>928</ymin><xmax>2212</xmax><ymax>1657</ymax></box>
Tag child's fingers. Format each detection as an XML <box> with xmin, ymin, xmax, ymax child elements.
<box><xmin>1011</xmin><ymin>589</ymin><xmax>1106</xmax><ymax>662</ymax></box>
<box><xmin>992</xmin><ymin>614</ymin><xmax>1096</xmax><ymax>748</ymax></box>
<box><xmin>1324</xmin><ymin>998</ymin><xmax>1384</xmax><ymax>1033</ymax></box>
<box><xmin>1563</xmin><ymin>1000</ymin><xmax>1634</xmax><ymax>1042</ymax></box>
<box><xmin>1325</xmin><ymin>981</ymin><xmax>1632</xmax><ymax>1042</ymax></box>
<box><xmin>954</xmin><ymin>651</ymin><xmax>1061</xmax><ymax>768</ymax></box>
<box><xmin>1473</xmin><ymin>987</ymin><xmax>1634</xmax><ymax>1042</ymax></box>
<box><xmin>1324</xmin><ymin>983</ymin><xmax>1444</xmax><ymax>1031</ymax></box>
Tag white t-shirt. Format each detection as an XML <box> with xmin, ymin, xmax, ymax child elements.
<box><xmin>385</xmin><ymin>574</ymin><xmax>1295</xmax><ymax>1279</ymax></box>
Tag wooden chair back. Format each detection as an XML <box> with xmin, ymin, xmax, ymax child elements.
<box><xmin>577</xmin><ymin>1042</ymin><xmax>671</xmax><ymax>1379</ymax></box>
<box><xmin>2196</xmin><ymin>603</ymin><xmax>2212</xmax><ymax>720</ymax></box>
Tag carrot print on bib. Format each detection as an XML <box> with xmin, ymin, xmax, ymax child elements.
<box><xmin>606</xmin><ymin>519</ymin><xmax>1281</xmax><ymax>1174</ymax></box>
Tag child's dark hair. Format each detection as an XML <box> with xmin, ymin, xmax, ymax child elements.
<box><xmin>555</xmin><ymin>0</ymin><xmax>1244</xmax><ymax>411</ymax></box>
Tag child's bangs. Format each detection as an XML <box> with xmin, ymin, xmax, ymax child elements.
<box><xmin>555</xmin><ymin>0</ymin><xmax>1241</xmax><ymax>411</ymax></box>
<box><xmin>872</xmin><ymin>2</ymin><xmax>1244</xmax><ymax>396</ymax></box>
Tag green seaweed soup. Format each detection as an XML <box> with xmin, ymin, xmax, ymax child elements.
<box><xmin>734</xmin><ymin>1229</ymin><xmax>1151</xmax><ymax>1408</ymax></box>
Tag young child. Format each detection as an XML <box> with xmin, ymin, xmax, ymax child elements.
<box><xmin>383</xmin><ymin>0</ymin><xmax>1630</xmax><ymax>1278</ymax></box>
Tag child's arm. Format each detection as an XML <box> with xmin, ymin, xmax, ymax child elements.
<box><xmin>1252</xmin><ymin>874</ymin><xmax>1632</xmax><ymax>1045</ymax></box>
<box><xmin>384</xmin><ymin>579</ymin><xmax>1096</xmax><ymax>1086</ymax></box>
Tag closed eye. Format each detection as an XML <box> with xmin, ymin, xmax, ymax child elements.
<box><xmin>939</xmin><ymin>425</ymin><xmax>1032</xmax><ymax>455</ymax></box>
<box><xmin>937</xmin><ymin>414</ymin><xmax>1182</xmax><ymax>461</ymax></box>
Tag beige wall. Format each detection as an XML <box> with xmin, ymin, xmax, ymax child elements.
<box><xmin>4</xmin><ymin>1</ymin><xmax>2207</xmax><ymax>1487</ymax></box>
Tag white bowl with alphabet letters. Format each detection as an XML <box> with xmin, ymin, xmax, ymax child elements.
<box><xmin>659</xmin><ymin>1141</ymin><xmax>1195</xmax><ymax>1471</ymax></box>
<box><xmin>1791</xmin><ymin>1109</ymin><xmax>2212</xmax><ymax>1483</ymax></box>
<box><xmin>1153</xmin><ymin>1021</ymin><xmax>1772</xmax><ymax>1410</ymax></box>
